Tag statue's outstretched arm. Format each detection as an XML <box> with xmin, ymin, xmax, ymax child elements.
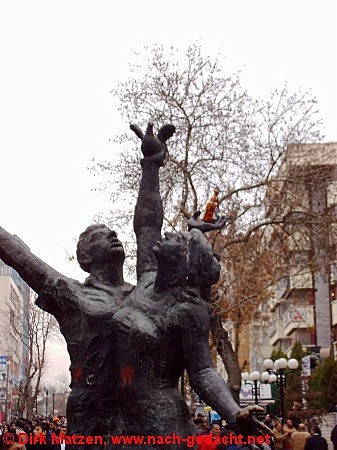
<box><xmin>131</xmin><ymin>122</ymin><xmax>175</xmax><ymax>280</ymax></box>
<box><xmin>0</xmin><ymin>225</ymin><xmax>59</xmax><ymax>294</ymax></box>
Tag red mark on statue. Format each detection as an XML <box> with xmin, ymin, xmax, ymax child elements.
<box><xmin>73</xmin><ymin>367</ymin><xmax>84</xmax><ymax>382</ymax></box>
<box><xmin>121</xmin><ymin>365</ymin><xmax>134</xmax><ymax>388</ymax></box>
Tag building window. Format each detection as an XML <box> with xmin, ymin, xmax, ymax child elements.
<box><xmin>330</xmin><ymin>283</ymin><xmax>337</xmax><ymax>303</ymax></box>
<box><xmin>330</xmin><ymin>224</ymin><xmax>337</xmax><ymax>245</ymax></box>
<box><xmin>327</xmin><ymin>181</ymin><xmax>337</xmax><ymax>207</ymax></box>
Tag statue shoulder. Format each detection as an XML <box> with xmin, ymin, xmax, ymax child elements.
<box><xmin>35</xmin><ymin>274</ymin><xmax>82</xmax><ymax>320</ymax></box>
<box><xmin>169</xmin><ymin>289</ymin><xmax>210</xmax><ymax>324</ymax></box>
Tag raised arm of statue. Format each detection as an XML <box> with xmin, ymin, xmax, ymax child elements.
<box><xmin>130</xmin><ymin>122</ymin><xmax>175</xmax><ymax>280</ymax></box>
<box><xmin>0</xmin><ymin>225</ymin><xmax>59</xmax><ymax>294</ymax></box>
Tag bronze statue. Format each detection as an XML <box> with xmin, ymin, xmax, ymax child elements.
<box><xmin>0</xmin><ymin>122</ymin><xmax>268</xmax><ymax>449</ymax></box>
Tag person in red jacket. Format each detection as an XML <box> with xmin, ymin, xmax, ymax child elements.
<box><xmin>197</xmin><ymin>422</ymin><xmax>222</xmax><ymax>450</ymax></box>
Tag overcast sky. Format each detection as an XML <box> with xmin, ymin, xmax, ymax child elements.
<box><xmin>1</xmin><ymin>0</ymin><xmax>336</xmax><ymax>388</ymax></box>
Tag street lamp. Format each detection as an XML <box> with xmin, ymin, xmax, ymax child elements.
<box><xmin>16</xmin><ymin>381</ymin><xmax>22</xmax><ymax>417</ymax></box>
<box><xmin>1</xmin><ymin>373</ymin><xmax>6</xmax><ymax>418</ymax></box>
<box><xmin>44</xmin><ymin>388</ymin><xmax>49</xmax><ymax>418</ymax></box>
<box><xmin>263</xmin><ymin>357</ymin><xmax>299</xmax><ymax>421</ymax></box>
<box><xmin>52</xmin><ymin>390</ymin><xmax>55</xmax><ymax>417</ymax></box>
<box><xmin>241</xmin><ymin>368</ymin><xmax>278</xmax><ymax>416</ymax></box>
<box><xmin>4</xmin><ymin>358</ymin><xmax>10</xmax><ymax>422</ymax></box>
<box><xmin>241</xmin><ymin>370</ymin><xmax>261</xmax><ymax>406</ymax></box>
<box><xmin>250</xmin><ymin>371</ymin><xmax>260</xmax><ymax>405</ymax></box>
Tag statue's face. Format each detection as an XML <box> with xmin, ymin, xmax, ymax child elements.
<box><xmin>85</xmin><ymin>226</ymin><xmax>125</xmax><ymax>267</ymax></box>
<box><xmin>153</xmin><ymin>233</ymin><xmax>188</xmax><ymax>286</ymax></box>
<box><xmin>91</xmin><ymin>226</ymin><xmax>124</xmax><ymax>262</ymax></box>
<box><xmin>153</xmin><ymin>233</ymin><xmax>186</xmax><ymax>258</ymax></box>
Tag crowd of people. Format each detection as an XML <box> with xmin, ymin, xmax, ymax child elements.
<box><xmin>0</xmin><ymin>413</ymin><xmax>337</xmax><ymax>449</ymax></box>
<box><xmin>192</xmin><ymin>413</ymin><xmax>337</xmax><ymax>450</ymax></box>
<box><xmin>0</xmin><ymin>416</ymin><xmax>67</xmax><ymax>450</ymax></box>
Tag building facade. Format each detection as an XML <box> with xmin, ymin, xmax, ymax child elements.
<box><xmin>242</xmin><ymin>143</ymin><xmax>337</xmax><ymax>371</ymax></box>
<box><xmin>0</xmin><ymin>259</ymin><xmax>30</xmax><ymax>421</ymax></box>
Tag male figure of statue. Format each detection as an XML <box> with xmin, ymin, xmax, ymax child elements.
<box><xmin>0</xmin><ymin>223</ymin><xmax>132</xmax><ymax>439</ymax></box>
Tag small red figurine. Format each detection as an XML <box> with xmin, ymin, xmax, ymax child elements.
<box><xmin>203</xmin><ymin>190</ymin><xmax>219</xmax><ymax>223</ymax></box>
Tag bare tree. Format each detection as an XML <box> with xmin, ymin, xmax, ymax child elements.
<box><xmin>15</xmin><ymin>292</ymin><xmax>59</xmax><ymax>419</ymax></box>
<box><xmin>93</xmin><ymin>44</ymin><xmax>325</xmax><ymax>399</ymax></box>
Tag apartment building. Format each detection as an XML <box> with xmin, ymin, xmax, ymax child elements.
<box><xmin>241</xmin><ymin>143</ymin><xmax>337</xmax><ymax>371</ymax></box>
<box><xmin>0</xmin><ymin>259</ymin><xmax>30</xmax><ymax>421</ymax></box>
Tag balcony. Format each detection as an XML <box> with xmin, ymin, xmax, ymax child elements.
<box><xmin>331</xmin><ymin>300</ymin><xmax>337</xmax><ymax>326</ymax></box>
<box><xmin>275</xmin><ymin>276</ymin><xmax>290</xmax><ymax>299</ymax></box>
<box><xmin>289</xmin><ymin>271</ymin><xmax>313</xmax><ymax>289</ymax></box>
<box><xmin>282</xmin><ymin>305</ymin><xmax>314</xmax><ymax>336</ymax></box>
<box><xmin>270</xmin><ymin>319</ymin><xmax>285</xmax><ymax>346</ymax></box>
<box><xmin>274</xmin><ymin>270</ymin><xmax>312</xmax><ymax>300</ymax></box>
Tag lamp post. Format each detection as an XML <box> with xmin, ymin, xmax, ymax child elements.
<box><xmin>52</xmin><ymin>390</ymin><xmax>55</xmax><ymax>417</ymax></box>
<box><xmin>250</xmin><ymin>371</ymin><xmax>260</xmax><ymax>405</ymax></box>
<box><xmin>263</xmin><ymin>357</ymin><xmax>299</xmax><ymax>421</ymax></box>
<box><xmin>4</xmin><ymin>358</ymin><xmax>10</xmax><ymax>422</ymax></box>
<box><xmin>241</xmin><ymin>370</ymin><xmax>261</xmax><ymax>407</ymax></box>
<box><xmin>45</xmin><ymin>388</ymin><xmax>49</xmax><ymax>418</ymax></box>
<box><xmin>1</xmin><ymin>373</ymin><xmax>6</xmax><ymax>418</ymax></box>
<box><xmin>16</xmin><ymin>381</ymin><xmax>22</xmax><ymax>416</ymax></box>
<box><xmin>241</xmin><ymin>368</ymin><xmax>279</xmax><ymax>416</ymax></box>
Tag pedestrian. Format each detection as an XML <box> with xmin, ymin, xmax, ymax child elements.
<box><xmin>5</xmin><ymin>420</ymin><xmax>27</xmax><ymax>450</ymax></box>
<box><xmin>58</xmin><ymin>426</ymin><xmax>67</xmax><ymax>450</ymax></box>
<box><xmin>194</xmin><ymin>418</ymin><xmax>204</xmax><ymax>435</ymax></box>
<box><xmin>0</xmin><ymin>433</ymin><xmax>24</xmax><ymax>450</ymax></box>
<box><xmin>304</xmin><ymin>426</ymin><xmax>328</xmax><ymax>450</ymax></box>
<box><xmin>273</xmin><ymin>421</ymin><xmax>289</xmax><ymax>450</ymax></box>
<box><xmin>291</xmin><ymin>423</ymin><xmax>310</xmax><ymax>450</ymax></box>
<box><xmin>263</xmin><ymin>414</ymin><xmax>274</xmax><ymax>431</ymax></box>
<box><xmin>48</xmin><ymin>421</ymin><xmax>59</xmax><ymax>440</ymax></box>
<box><xmin>198</xmin><ymin>422</ymin><xmax>222</xmax><ymax>450</ymax></box>
<box><xmin>283</xmin><ymin>419</ymin><xmax>296</xmax><ymax>450</ymax></box>
<box><xmin>27</xmin><ymin>422</ymin><xmax>60</xmax><ymax>450</ymax></box>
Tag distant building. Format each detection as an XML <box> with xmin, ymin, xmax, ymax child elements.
<box><xmin>240</xmin><ymin>143</ymin><xmax>337</xmax><ymax>371</ymax></box>
<box><xmin>0</xmin><ymin>253</ymin><xmax>31</xmax><ymax>421</ymax></box>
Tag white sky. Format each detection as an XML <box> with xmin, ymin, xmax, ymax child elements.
<box><xmin>1</xmin><ymin>0</ymin><xmax>336</xmax><ymax>388</ymax></box>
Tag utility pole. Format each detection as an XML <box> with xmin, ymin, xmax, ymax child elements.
<box><xmin>4</xmin><ymin>357</ymin><xmax>10</xmax><ymax>422</ymax></box>
<box><xmin>45</xmin><ymin>388</ymin><xmax>49</xmax><ymax>417</ymax></box>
